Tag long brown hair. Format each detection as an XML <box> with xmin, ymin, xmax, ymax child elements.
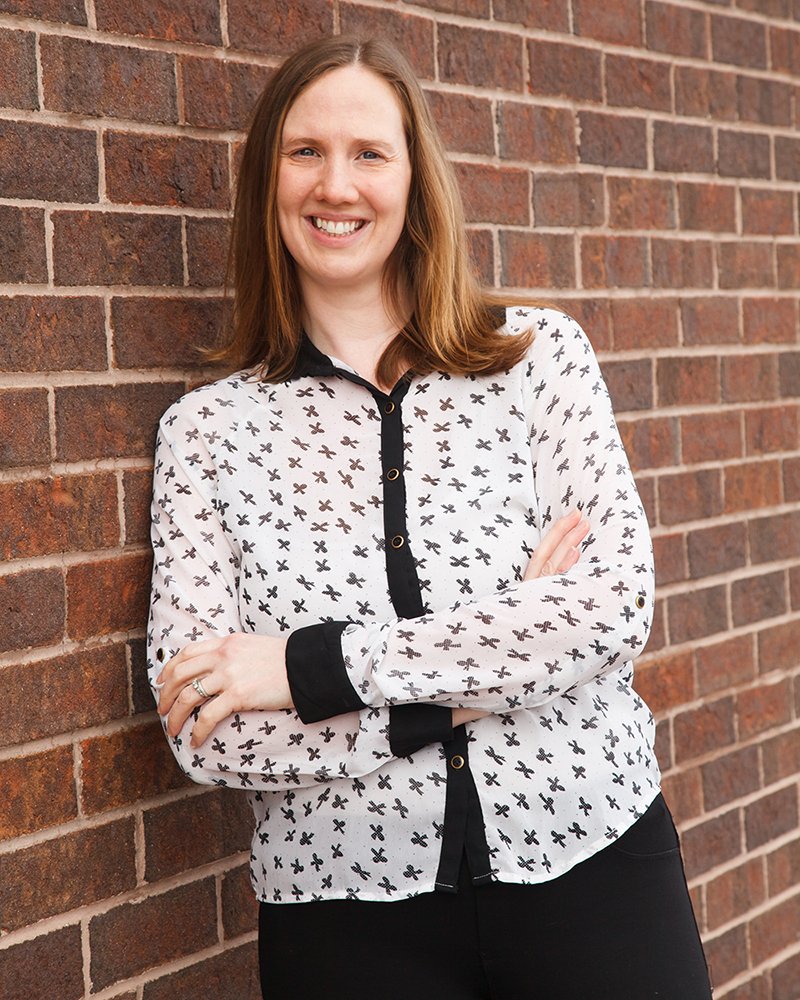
<box><xmin>211</xmin><ymin>35</ymin><xmax>536</xmax><ymax>384</ymax></box>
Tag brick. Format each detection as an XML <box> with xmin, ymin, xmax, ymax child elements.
<box><xmin>645</xmin><ymin>2</ymin><xmax>708</xmax><ymax>59</ymax></box>
<box><xmin>112</xmin><ymin>297</ymin><xmax>223</xmax><ymax>368</ymax></box>
<box><xmin>725</xmin><ymin>460</ymin><xmax>782</xmax><ymax>513</ymax></box>
<box><xmin>338</xmin><ymin>6</ymin><xmax>433</xmax><ymax>80</ymax></box>
<box><xmin>732</xmin><ymin>570</ymin><xmax>787</xmax><ymax>627</ymax></box>
<box><xmin>681</xmin><ymin>809</ymin><xmax>741</xmax><ymax>879</ymax></box>
<box><xmin>497</xmin><ymin>104</ymin><xmax>575</xmax><ymax>164</ymax></box>
<box><xmin>533</xmin><ymin>173</ymin><xmax>602</xmax><ymax>229</ymax></box>
<box><xmin>608</xmin><ymin>177</ymin><xmax>675</xmax><ymax>230</ymax></box>
<box><xmin>528</xmin><ymin>41</ymin><xmax>601</xmax><ymax>103</ymax></box>
<box><xmin>53</xmin><ymin>211</ymin><xmax>183</xmax><ymax>287</ymax></box>
<box><xmin>633</xmin><ymin>650</ymin><xmax>694</xmax><ymax>713</ymax></box>
<box><xmin>653</xmin><ymin>714</ymin><xmax>671</xmax><ymax>769</ymax></box>
<box><xmin>778</xmin><ymin>244</ymin><xmax>800</xmax><ymax>289</ymax></box>
<box><xmin>792</xmin><ymin>565</ymin><xmax>800</xmax><ymax>610</ymax></box>
<box><xmin>95</xmin><ymin>0</ymin><xmax>221</xmax><ymax>44</ymax></box>
<box><xmin>123</xmin><ymin>467</ymin><xmax>154</xmax><ymax>545</ymax></box>
<box><xmin>718</xmin><ymin>242</ymin><xmax>775</xmax><ymax>290</ymax></box>
<box><xmin>723</xmin><ymin>354</ymin><xmax>779</xmax><ymax>404</ymax></box>
<box><xmin>679</xmin><ymin>182</ymin><xmax>737</xmax><ymax>232</ymax></box>
<box><xmin>0</xmin><ymin>567</ymin><xmax>64</xmax><ymax>654</ymax></box>
<box><xmin>653</xmin><ymin>122</ymin><xmax>714</xmax><ymax>175</ymax></box>
<box><xmin>0</xmin><ymin>296</ymin><xmax>106</xmax><ymax>372</ymax></box>
<box><xmin>652</xmin><ymin>240</ymin><xmax>714</xmax><ymax>290</ymax></box>
<box><xmin>745</xmin><ymin>404</ymin><xmax>799</xmax><ymax>455</ymax></box>
<box><xmin>0</xmin><ymin>0</ymin><xmax>86</xmax><ymax>19</ymax></box>
<box><xmin>780</xmin><ymin>351</ymin><xmax>800</xmax><ymax>398</ymax></box>
<box><xmin>770</xmin><ymin>25</ymin><xmax>800</xmax><ymax>75</ymax></box>
<box><xmin>90</xmin><ymin>879</ymin><xmax>218</xmax><ymax>991</ymax></box>
<box><xmin>438</xmin><ymin>24</ymin><xmax>521</xmax><ymax>92</ymax></box>
<box><xmin>703</xmin><ymin>746</ymin><xmax>761</xmax><ymax>813</ymax></box>
<box><xmin>682</xmin><ymin>411</ymin><xmax>742</xmax><ymax>464</ymax></box>
<box><xmin>687</xmin><ymin>521</ymin><xmax>746</xmax><ymax>578</ymax></box>
<box><xmin>573</xmin><ymin>0</ymin><xmax>642</xmax><ymax>46</ymax></box>
<box><xmin>602</xmin><ymin>359</ymin><xmax>653</xmax><ymax>412</ymax></box>
<box><xmin>759</xmin><ymin>619</ymin><xmax>800</xmax><ymax>674</ymax></box>
<box><xmin>619</xmin><ymin>416</ymin><xmax>678</xmax><ymax>471</ymax></box>
<box><xmin>426</xmin><ymin>91</ymin><xmax>494</xmax><ymax>157</ymax></box>
<box><xmin>705</xmin><ymin>924</ymin><xmax>749</xmax><ymax>987</ymax></box>
<box><xmin>0</xmin><ymin>817</ymin><xmax>136</xmax><ymax>931</ymax></box>
<box><xmin>578</xmin><ymin>112</ymin><xmax>647</xmax><ymax>169</ymax></box>
<box><xmin>773</xmin><ymin>952</ymin><xmax>800</xmax><ymax>1000</ymax></box>
<box><xmin>682</xmin><ymin>297</ymin><xmax>739</xmax><ymax>347</ymax></box>
<box><xmin>41</xmin><ymin>35</ymin><xmax>177</xmax><ymax>123</ymax></box>
<box><xmin>186</xmin><ymin>217</ymin><xmax>229</xmax><ymax>288</ymax></box>
<box><xmin>712</xmin><ymin>13</ymin><xmax>767</xmax><ymax>69</ymax></box>
<box><xmin>786</xmin><ymin>456</ymin><xmax>800</xmax><ymax>501</ymax></box>
<box><xmin>606</xmin><ymin>54</ymin><xmax>671</xmax><ymax>112</ymax></box>
<box><xmin>55</xmin><ymin>381</ymin><xmax>182</xmax><ymax>462</ymax></box>
<box><xmin>0</xmin><ymin>120</ymin><xmax>97</xmax><ymax>202</ymax></box>
<box><xmin>776</xmin><ymin>136</ymin><xmax>800</xmax><ymax>183</ymax></box>
<box><xmin>750</xmin><ymin>510</ymin><xmax>800</xmax><ymax>564</ymax></box>
<box><xmin>222</xmin><ymin>863</ymin><xmax>259</xmax><ymax>938</ymax></box>
<box><xmin>466</xmin><ymin>229</ymin><xmax>494</xmax><ymax>286</ymax></box>
<box><xmin>706</xmin><ymin>858</ymin><xmax>765</xmax><ymax>932</ymax></box>
<box><xmin>142</xmin><ymin>943</ymin><xmax>260</xmax><ymax>1000</ymax></box>
<box><xmin>660</xmin><ymin>768</ymin><xmax>702</xmax><ymax>825</ymax></box>
<box><xmin>0</xmin><ymin>926</ymin><xmax>84</xmax><ymax>1000</ymax></box>
<box><xmin>739</xmin><ymin>678</ymin><xmax>793</xmax><ymax>742</ymax></box>
<box><xmin>0</xmin><ymin>473</ymin><xmax>119</xmax><ymax>560</ymax></box>
<box><xmin>105</xmin><ymin>132</ymin><xmax>229</xmax><ymax>210</ymax></box>
<box><xmin>696</xmin><ymin>635</ymin><xmax>756</xmax><ymax>696</ymax></box>
<box><xmin>181</xmin><ymin>57</ymin><xmax>271</xmax><ymax>131</ymax></box>
<box><xmin>667</xmin><ymin>583</ymin><xmax>727</xmax><ymax>643</ymax></box>
<box><xmin>651</xmin><ymin>531</ymin><xmax>687</xmax><ymax>585</ymax></box>
<box><xmin>675</xmin><ymin>67</ymin><xmax>737</xmax><ymax>121</ymax></box>
<box><xmin>737</xmin><ymin>0</ymin><xmax>790</xmax><ymax>14</ymax></box>
<box><xmin>0</xmin><ymin>746</ymin><xmax>76</xmax><ymax>840</ymax></box>
<box><xmin>743</xmin><ymin>297</ymin><xmax>797</xmax><ymax>344</ymax></box>
<box><xmin>767</xmin><ymin>837</ymin><xmax>800</xmax><ymax>897</ymax></box>
<box><xmin>718</xmin><ymin>130</ymin><xmax>771</xmax><ymax>179</ymax></box>
<box><xmin>738</xmin><ymin>76</ymin><xmax>792</xmax><ymax>127</ymax></box>
<box><xmin>763</xmin><ymin>729</ymin><xmax>800</xmax><ymax>785</ymax></box>
<box><xmin>0</xmin><ymin>644</ymin><xmax>128</xmax><ymax>748</ymax></box>
<box><xmin>454</xmin><ymin>163</ymin><xmax>529</xmax><ymax>225</ymax></box>
<box><xmin>657</xmin><ymin>356</ymin><xmax>719</xmax><ymax>407</ymax></box>
<box><xmin>499</xmin><ymin>231</ymin><xmax>574</xmax><ymax>289</ymax></box>
<box><xmin>144</xmin><ymin>789</ymin><xmax>252</xmax><ymax>881</ymax></box>
<box><xmin>0</xmin><ymin>206</ymin><xmax>46</xmax><ymax>284</ymax></box>
<box><xmin>493</xmin><ymin>0</ymin><xmax>568</xmax><ymax>29</ymax></box>
<box><xmin>81</xmin><ymin>720</ymin><xmax>186</xmax><ymax>816</ymax></box>
<box><xmin>610</xmin><ymin>298</ymin><xmax>679</xmax><ymax>351</ymax></box>
<box><xmin>581</xmin><ymin>236</ymin><xmax>647</xmax><ymax>289</ymax></box>
<box><xmin>0</xmin><ymin>387</ymin><xmax>50</xmax><ymax>469</ymax></box>
<box><xmin>66</xmin><ymin>551</ymin><xmax>152</xmax><ymax>641</ymax></box>
<box><xmin>413</xmin><ymin>0</ymin><xmax>488</xmax><ymax>13</ymax></box>
<box><xmin>746</xmin><ymin>786</ymin><xmax>799</xmax><ymax>853</ymax></box>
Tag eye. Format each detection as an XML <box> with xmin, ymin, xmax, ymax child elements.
<box><xmin>291</xmin><ymin>147</ymin><xmax>318</xmax><ymax>158</ymax></box>
<box><xmin>359</xmin><ymin>150</ymin><xmax>383</xmax><ymax>162</ymax></box>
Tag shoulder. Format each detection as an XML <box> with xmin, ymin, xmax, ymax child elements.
<box><xmin>500</xmin><ymin>306</ymin><xmax>594</xmax><ymax>369</ymax></box>
<box><xmin>158</xmin><ymin>369</ymin><xmax>273</xmax><ymax>437</ymax></box>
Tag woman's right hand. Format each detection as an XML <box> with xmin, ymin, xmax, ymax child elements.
<box><xmin>451</xmin><ymin>509</ymin><xmax>590</xmax><ymax>729</ymax></box>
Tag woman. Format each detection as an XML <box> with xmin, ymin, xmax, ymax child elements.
<box><xmin>149</xmin><ymin>36</ymin><xmax>712</xmax><ymax>1000</ymax></box>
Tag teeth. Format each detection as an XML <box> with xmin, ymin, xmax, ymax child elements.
<box><xmin>313</xmin><ymin>217</ymin><xmax>363</xmax><ymax>235</ymax></box>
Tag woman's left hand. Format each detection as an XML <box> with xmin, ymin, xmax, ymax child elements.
<box><xmin>155</xmin><ymin>634</ymin><xmax>292</xmax><ymax>748</ymax></box>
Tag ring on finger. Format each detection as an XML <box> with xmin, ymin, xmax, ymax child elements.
<box><xmin>192</xmin><ymin>676</ymin><xmax>212</xmax><ymax>700</ymax></box>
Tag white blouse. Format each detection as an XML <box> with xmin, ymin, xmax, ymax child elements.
<box><xmin>147</xmin><ymin>306</ymin><xmax>659</xmax><ymax>903</ymax></box>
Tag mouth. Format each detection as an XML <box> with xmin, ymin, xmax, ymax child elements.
<box><xmin>309</xmin><ymin>216</ymin><xmax>367</xmax><ymax>237</ymax></box>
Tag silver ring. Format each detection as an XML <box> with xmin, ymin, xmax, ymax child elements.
<box><xmin>192</xmin><ymin>676</ymin><xmax>212</xmax><ymax>699</ymax></box>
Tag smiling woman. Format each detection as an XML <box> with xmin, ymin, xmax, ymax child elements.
<box><xmin>147</xmin><ymin>34</ymin><xmax>712</xmax><ymax>1000</ymax></box>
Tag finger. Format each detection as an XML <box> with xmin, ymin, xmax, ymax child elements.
<box><xmin>547</xmin><ymin>519</ymin><xmax>590</xmax><ymax>573</ymax></box>
<box><xmin>190</xmin><ymin>692</ymin><xmax>233</xmax><ymax>748</ymax></box>
<box><xmin>526</xmin><ymin>510</ymin><xmax>581</xmax><ymax>575</ymax></box>
<box><xmin>160</xmin><ymin>668</ymin><xmax>218</xmax><ymax>724</ymax></box>
<box><xmin>157</xmin><ymin>650</ymin><xmax>220</xmax><ymax>713</ymax></box>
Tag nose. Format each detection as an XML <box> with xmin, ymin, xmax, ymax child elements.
<box><xmin>314</xmin><ymin>155</ymin><xmax>359</xmax><ymax>204</ymax></box>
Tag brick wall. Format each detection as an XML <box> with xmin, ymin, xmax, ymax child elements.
<box><xmin>0</xmin><ymin>1</ymin><xmax>798</xmax><ymax>997</ymax></box>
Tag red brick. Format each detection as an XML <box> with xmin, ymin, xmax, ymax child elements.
<box><xmin>618</xmin><ymin>417</ymin><xmax>678</xmax><ymax>471</ymax></box>
<box><xmin>498</xmin><ymin>103</ymin><xmax>575</xmax><ymax>164</ymax></box>
<box><xmin>766</xmin><ymin>837</ymin><xmax>800</xmax><ymax>897</ymax></box>
<box><xmin>759</xmin><ymin>619</ymin><xmax>800</xmax><ymax>674</ymax></box>
<box><xmin>725</xmin><ymin>460</ymin><xmax>782</xmax><ymax>514</ymax></box>
<box><xmin>0</xmin><ymin>567</ymin><xmax>65</xmax><ymax>654</ymax></box>
<box><xmin>703</xmin><ymin>746</ymin><xmax>761</xmax><ymax>813</ymax></box>
<box><xmin>737</xmin><ymin>0</ymin><xmax>790</xmax><ymax>15</ymax></box>
<box><xmin>0</xmin><ymin>120</ymin><xmax>97</xmax><ymax>202</ymax></box>
<box><xmin>123</xmin><ymin>467</ymin><xmax>154</xmax><ymax>545</ymax></box>
<box><xmin>454</xmin><ymin>163</ymin><xmax>529</xmax><ymax>226</ymax></box>
<box><xmin>229</xmin><ymin>0</ymin><xmax>335</xmax><ymax>59</ymax></box>
<box><xmin>681</xmin><ymin>809</ymin><xmax>742</xmax><ymax>879</ymax></box>
<box><xmin>80</xmin><ymin>720</ymin><xmax>186</xmax><ymax>815</ymax></box>
<box><xmin>655</xmin><ymin>122</ymin><xmax>715</xmax><ymax>175</ymax></box>
<box><xmin>467</xmin><ymin>229</ymin><xmax>494</xmax><ymax>286</ymax></box>
<box><xmin>222</xmin><ymin>863</ymin><xmax>259</xmax><ymax>939</ymax></box>
<box><xmin>706</xmin><ymin>924</ymin><xmax>749</xmax><ymax>987</ymax></box>
<box><xmin>763</xmin><ymin>730</ymin><xmax>800</xmax><ymax>785</ymax></box>
<box><xmin>792</xmin><ymin>565</ymin><xmax>800</xmax><ymax>611</ymax></box>
<box><xmin>105</xmin><ymin>132</ymin><xmax>229</xmax><ymax>210</ymax></box>
<box><xmin>740</xmin><ymin>678</ymin><xmax>793</xmax><ymax>741</ymax></box>
<box><xmin>696</xmin><ymin>634</ymin><xmax>756</xmax><ymax>696</ymax></box>
<box><xmin>112</xmin><ymin>297</ymin><xmax>223</xmax><ymax>368</ymax></box>
<box><xmin>778</xmin><ymin>244</ymin><xmax>800</xmax><ymax>288</ymax></box>
<box><xmin>144</xmin><ymin>789</ymin><xmax>252</xmax><ymax>881</ymax></box>
<box><xmin>712</xmin><ymin>13</ymin><xmax>767</xmax><ymax>69</ymax></box>
<box><xmin>602</xmin><ymin>359</ymin><xmax>653</xmax><ymax>412</ymax></box>
<box><xmin>653</xmin><ymin>714</ymin><xmax>671</xmax><ymax>768</ymax></box>
<box><xmin>573</xmin><ymin>0</ymin><xmax>642</xmax><ymax>46</ymax></box>
<box><xmin>581</xmin><ymin>236</ymin><xmax>647</xmax><ymax>288</ymax></box>
<box><xmin>608</xmin><ymin>177</ymin><xmax>675</xmax><ymax>230</ymax></box>
<box><xmin>0</xmin><ymin>387</ymin><xmax>50</xmax><ymax>468</ymax></box>
<box><xmin>0</xmin><ymin>295</ymin><xmax>106</xmax><ymax>372</ymax></box>
<box><xmin>745</xmin><ymin>404</ymin><xmax>799</xmax><ymax>455</ymax></box>
<box><xmin>0</xmin><ymin>206</ymin><xmax>46</xmax><ymax>284</ymax></box>
<box><xmin>0</xmin><ymin>817</ymin><xmax>137</xmax><ymax>931</ymax></box>
<box><xmin>746</xmin><ymin>787</ymin><xmax>799</xmax><ymax>854</ymax></box>
<box><xmin>677</xmin><ymin>696</ymin><xmax>740</xmax><ymax>764</ymax></box>
<box><xmin>682</xmin><ymin>411</ymin><xmax>742</xmax><ymax>465</ymax></box>
<box><xmin>652</xmin><ymin>240</ymin><xmax>714</xmax><ymax>290</ymax></box>
<box><xmin>679</xmin><ymin>182</ymin><xmax>737</xmax><ymax>232</ymax></box>
<box><xmin>738</xmin><ymin>76</ymin><xmax>793</xmax><ymax>127</ymax></box>
<box><xmin>426</xmin><ymin>91</ymin><xmax>494</xmax><ymax>157</ymax></box>
<box><xmin>142</xmin><ymin>943</ymin><xmax>260</xmax><ymax>1000</ymax></box>
<box><xmin>606</xmin><ymin>53</ymin><xmax>671</xmax><ymax>112</ymax></box>
<box><xmin>55</xmin><ymin>381</ymin><xmax>182</xmax><ymax>462</ymax></box>
<box><xmin>706</xmin><ymin>858</ymin><xmax>766</xmax><ymax>932</ymax></box>
<box><xmin>660</xmin><ymin>768</ymin><xmax>702</xmax><ymax>825</ymax></box>
<box><xmin>770</xmin><ymin>25</ymin><xmax>800</xmax><ymax>75</ymax></box>
<box><xmin>528</xmin><ymin>40</ymin><xmax>602</xmax><ymax>103</ymax></box>
<box><xmin>780</xmin><ymin>351</ymin><xmax>800</xmax><ymax>398</ymax></box>
<box><xmin>578</xmin><ymin>112</ymin><xmax>647</xmax><ymax>169</ymax></box>
<box><xmin>438</xmin><ymin>23</ymin><xmax>522</xmax><ymax>92</ymax></box>
<box><xmin>634</xmin><ymin>650</ymin><xmax>694</xmax><ymax>713</ymax></box>
<box><xmin>0</xmin><ymin>926</ymin><xmax>84</xmax><ymax>1000</ymax></box>
<box><xmin>718</xmin><ymin>242</ymin><xmax>775</xmax><ymax>290</ymax></box>
<box><xmin>181</xmin><ymin>56</ymin><xmax>271</xmax><ymax>131</ymax></box>
<box><xmin>413</xmin><ymin>0</ymin><xmax>488</xmax><ymax>14</ymax></box>
<box><xmin>95</xmin><ymin>0</ymin><xmax>221</xmax><ymax>44</ymax></box>
<box><xmin>499</xmin><ymin>231</ymin><xmax>575</xmax><ymax>289</ymax></box>
<box><xmin>788</xmin><ymin>456</ymin><xmax>800</xmax><ymax>501</ymax></box>
<box><xmin>687</xmin><ymin>521</ymin><xmax>746</xmax><ymax>578</ymax></box>
<box><xmin>0</xmin><ymin>644</ymin><xmax>128</xmax><ymax>748</ymax></box>
<box><xmin>41</xmin><ymin>35</ymin><xmax>177</xmax><ymax>123</ymax></box>
<box><xmin>722</xmin><ymin>354</ymin><xmax>779</xmax><ymax>404</ymax></box>
<box><xmin>0</xmin><ymin>0</ymin><xmax>86</xmax><ymax>18</ymax></box>
<box><xmin>645</xmin><ymin>2</ymin><xmax>708</xmax><ymax>59</ymax></box>
<box><xmin>657</xmin><ymin>356</ymin><xmax>720</xmax><ymax>407</ymax></box>
<box><xmin>493</xmin><ymin>0</ymin><xmax>568</xmax><ymax>29</ymax></box>
<box><xmin>732</xmin><ymin>570</ymin><xmax>788</xmax><ymax>627</ymax></box>
<box><xmin>675</xmin><ymin>66</ymin><xmax>738</xmax><ymax>120</ymax></box>
<box><xmin>750</xmin><ymin>510</ymin><xmax>800</xmax><ymax>565</ymax></box>
<box><xmin>0</xmin><ymin>746</ymin><xmax>76</xmax><ymax>840</ymax></box>
<box><xmin>185</xmin><ymin>217</ymin><xmax>229</xmax><ymax>288</ymax></box>
<box><xmin>652</xmin><ymin>532</ymin><xmax>687</xmax><ymax>585</ymax></box>
<box><xmin>90</xmin><ymin>879</ymin><xmax>218</xmax><ymax>991</ymax></box>
<box><xmin>66</xmin><ymin>551</ymin><xmax>152</xmax><ymax>641</ymax></box>
<box><xmin>610</xmin><ymin>298</ymin><xmax>679</xmax><ymax>351</ymax></box>
<box><xmin>339</xmin><ymin>5</ymin><xmax>433</xmax><ymax>80</ymax></box>
<box><xmin>667</xmin><ymin>583</ymin><xmax>728</xmax><ymax>643</ymax></box>
<box><xmin>718</xmin><ymin>129</ymin><xmax>771</xmax><ymax>179</ymax></box>
<box><xmin>773</xmin><ymin>952</ymin><xmax>800</xmax><ymax>1000</ymax></box>
<box><xmin>680</xmin><ymin>296</ymin><xmax>739</xmax><ymax>345</ymax></box>
<box><xmin>534</xmin><ymin>174</ymin><xmax>603</xmax><ymax>231</ymax></box>
<box><xmin>743</xmin><ymin>297</ymin><xmax>797</xmax><ymax>344</ymax></box>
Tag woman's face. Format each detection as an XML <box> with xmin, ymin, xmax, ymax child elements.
<box><xmin>276</xmin><ymin>65</ymin><xmax>412</xmax><ymax>299</ymax></box>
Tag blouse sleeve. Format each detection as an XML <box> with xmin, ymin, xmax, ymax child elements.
<box><xmin>286</xmin><ymin>313</ymin><xmax>655</xmax><ymax>722</ymax></box>
<box><xmin>147</xmin><ymin>406</ymin><xmax>450</xmax><ymax>790</ymax></box>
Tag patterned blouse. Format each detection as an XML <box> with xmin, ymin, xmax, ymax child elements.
<box><xmin>147</xmin><ymin>306</ymin><xmax>659</xmax><ymax>904</ymax></box>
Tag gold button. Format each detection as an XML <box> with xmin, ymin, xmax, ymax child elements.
<box><xmin>384</xmin><ymin>401</ymin><xmax>396</xmax><ymax>414</ymax></box>
<box><xmin>386</xmin><ymin>468</ymin><xmax>400</xmax><ymax>481</ymax></box>
<box><xmin>635</xmin><ymin>595</ymin><xmax>646</xmax><ymax>609</ymax></box>
<box><xmin>390</xmin><ymin>534</ymin><xmax>405</xmax><ymax>549</ymax></box>
<box><xmin>450</xmin><ymin>755</ymin><xmax>465</xmax><ymax>770</ymax></box>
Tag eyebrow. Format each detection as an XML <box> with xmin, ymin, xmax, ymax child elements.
<box><xmin>280</xmin><ymin>135</ymin><xmax>398</xmax><ymax>151</ymax></box>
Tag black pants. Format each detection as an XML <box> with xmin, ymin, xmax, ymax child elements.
<box><xmin>259</xmin><ymin>794</ymin><xmax>712</xmax><ymax>999</ymax></box>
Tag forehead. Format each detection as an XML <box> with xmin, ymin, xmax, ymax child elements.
<box><xmin>282</xmin><ymin>65</ymin><xmax>406</xmax><ymax>139</ymax></box>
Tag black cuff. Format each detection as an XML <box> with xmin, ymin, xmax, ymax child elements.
<box><xmin>389</xmin><ymin>703</ymin><xmax>454</xmax><ymax>758</ymax></box>
<box><xmin>286</xmin><ymin>622</ymin><xmax>366</xmax><ymax>723</ymax></box>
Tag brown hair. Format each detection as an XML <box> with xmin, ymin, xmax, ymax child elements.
<box><xmin>212</xmin><ymin>35</ymin><xmax>537</xmax><ymax>384</ymax></box>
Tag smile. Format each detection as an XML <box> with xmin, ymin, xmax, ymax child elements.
<box><xmin>311</xmin><ymin>217</ymin><xmax>366</xmax><ymax>236</ymax></box>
